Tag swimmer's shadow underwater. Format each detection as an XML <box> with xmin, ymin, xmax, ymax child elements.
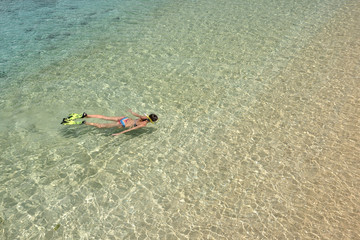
<box><xmin>60</xmin><ymin>124</ymin><xmax>157</xmax><ymax>139</ymax></box>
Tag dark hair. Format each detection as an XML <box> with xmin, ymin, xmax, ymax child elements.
<box><xmin>149</xmin><ymin>113</ymin><xmax>158</xmax><ymax>122</ymax></box>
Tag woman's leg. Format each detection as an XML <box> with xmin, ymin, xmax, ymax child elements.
<box><xmin>84</xmin><ymin>122</ymin><xmax>120</xmax><ymax>128</ymax></box>
<box><xmin>85</xmin><ymin>114</ymin><xmax>125</xmax><ymax>122</ymax></box>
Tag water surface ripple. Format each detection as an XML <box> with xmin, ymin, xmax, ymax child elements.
<box><xmin>0</xmin><ymin>0</ymin><xmax>359</xmax><ymax>239</ymax></box>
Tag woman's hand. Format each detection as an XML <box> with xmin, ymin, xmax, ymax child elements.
<box><xmin>128</xmin><ymin>109</ymin><xmax>142</xmax><ymax>118</ymax></box>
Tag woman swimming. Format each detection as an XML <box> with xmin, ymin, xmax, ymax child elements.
<box><xmin>61</xmin><ymin>109</ymin><xmax>158</xmax><ymax>136</ymax></box>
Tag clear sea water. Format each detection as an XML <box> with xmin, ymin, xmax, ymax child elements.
<box><xmin>1</xmin><ymin>0</ymin><xmax>359</xmax><ymax>239</ymax></box>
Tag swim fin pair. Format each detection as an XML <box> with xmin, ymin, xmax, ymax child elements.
<box><xmin>61</xmin><ymin>112</ymin><xmax>87</xmax><ymax>125</ymax></box>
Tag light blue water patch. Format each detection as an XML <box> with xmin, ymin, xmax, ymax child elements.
<box><xmin>0</xmin><ymin>0</ymin><xmax>166</xmax><ymax>84</ymax></box>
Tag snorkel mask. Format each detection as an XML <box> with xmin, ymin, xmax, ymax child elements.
<box><xmin>145</xmin><ymin>114</ymin><xmax>156</xmax><ymax>124</ymax></box>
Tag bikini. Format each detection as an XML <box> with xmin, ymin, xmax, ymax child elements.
<box><xmin>118</xmin><ymin>118</ymin><xmax>145</xmax><ymax>127</ymax></box>
<box><xmin>118</xmin><ymin>117</ymin><xmax>129</xmax><ymax>127</ymax></box>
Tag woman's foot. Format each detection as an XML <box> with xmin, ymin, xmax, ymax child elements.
<box><xmin>61</xmin><ymin>119</ymin><xmax>86</xmax><ymax>125</ymax></box>
<box><xmin>63</xmin><ymin>112</ymin><xmax>87</xmax><ymax>121</ymax></box>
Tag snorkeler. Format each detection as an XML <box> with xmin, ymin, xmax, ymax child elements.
<box><xmin>61</xmin><ymin>109</ymin><xmax>158</xmax><ymax>136</ymax></box>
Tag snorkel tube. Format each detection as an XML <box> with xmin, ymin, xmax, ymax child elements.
<box><xmin>145</xmin><ymin>114</ymin><xmax>155</xmax><ymax>124</ymax></box>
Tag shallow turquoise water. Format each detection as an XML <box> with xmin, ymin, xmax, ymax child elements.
<box><xmin>1</xmin><ymin>0</ymin><xmax>359</xmax><ymax>239</ymax></box>
<box><xmin>0</xmin><ymin>0</ymin><xmax>166</xmax><ymax>80</ymax></box>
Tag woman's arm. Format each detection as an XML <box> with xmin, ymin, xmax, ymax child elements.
<box><xmin>128</xmin><ymin>109</ymin><xmax>147</xmax><ymax>120</ymax></box>
<box><xmin>112</xmin><ymin>125</ymin><xmax>145</xmax><ymax>136</ymax></box>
